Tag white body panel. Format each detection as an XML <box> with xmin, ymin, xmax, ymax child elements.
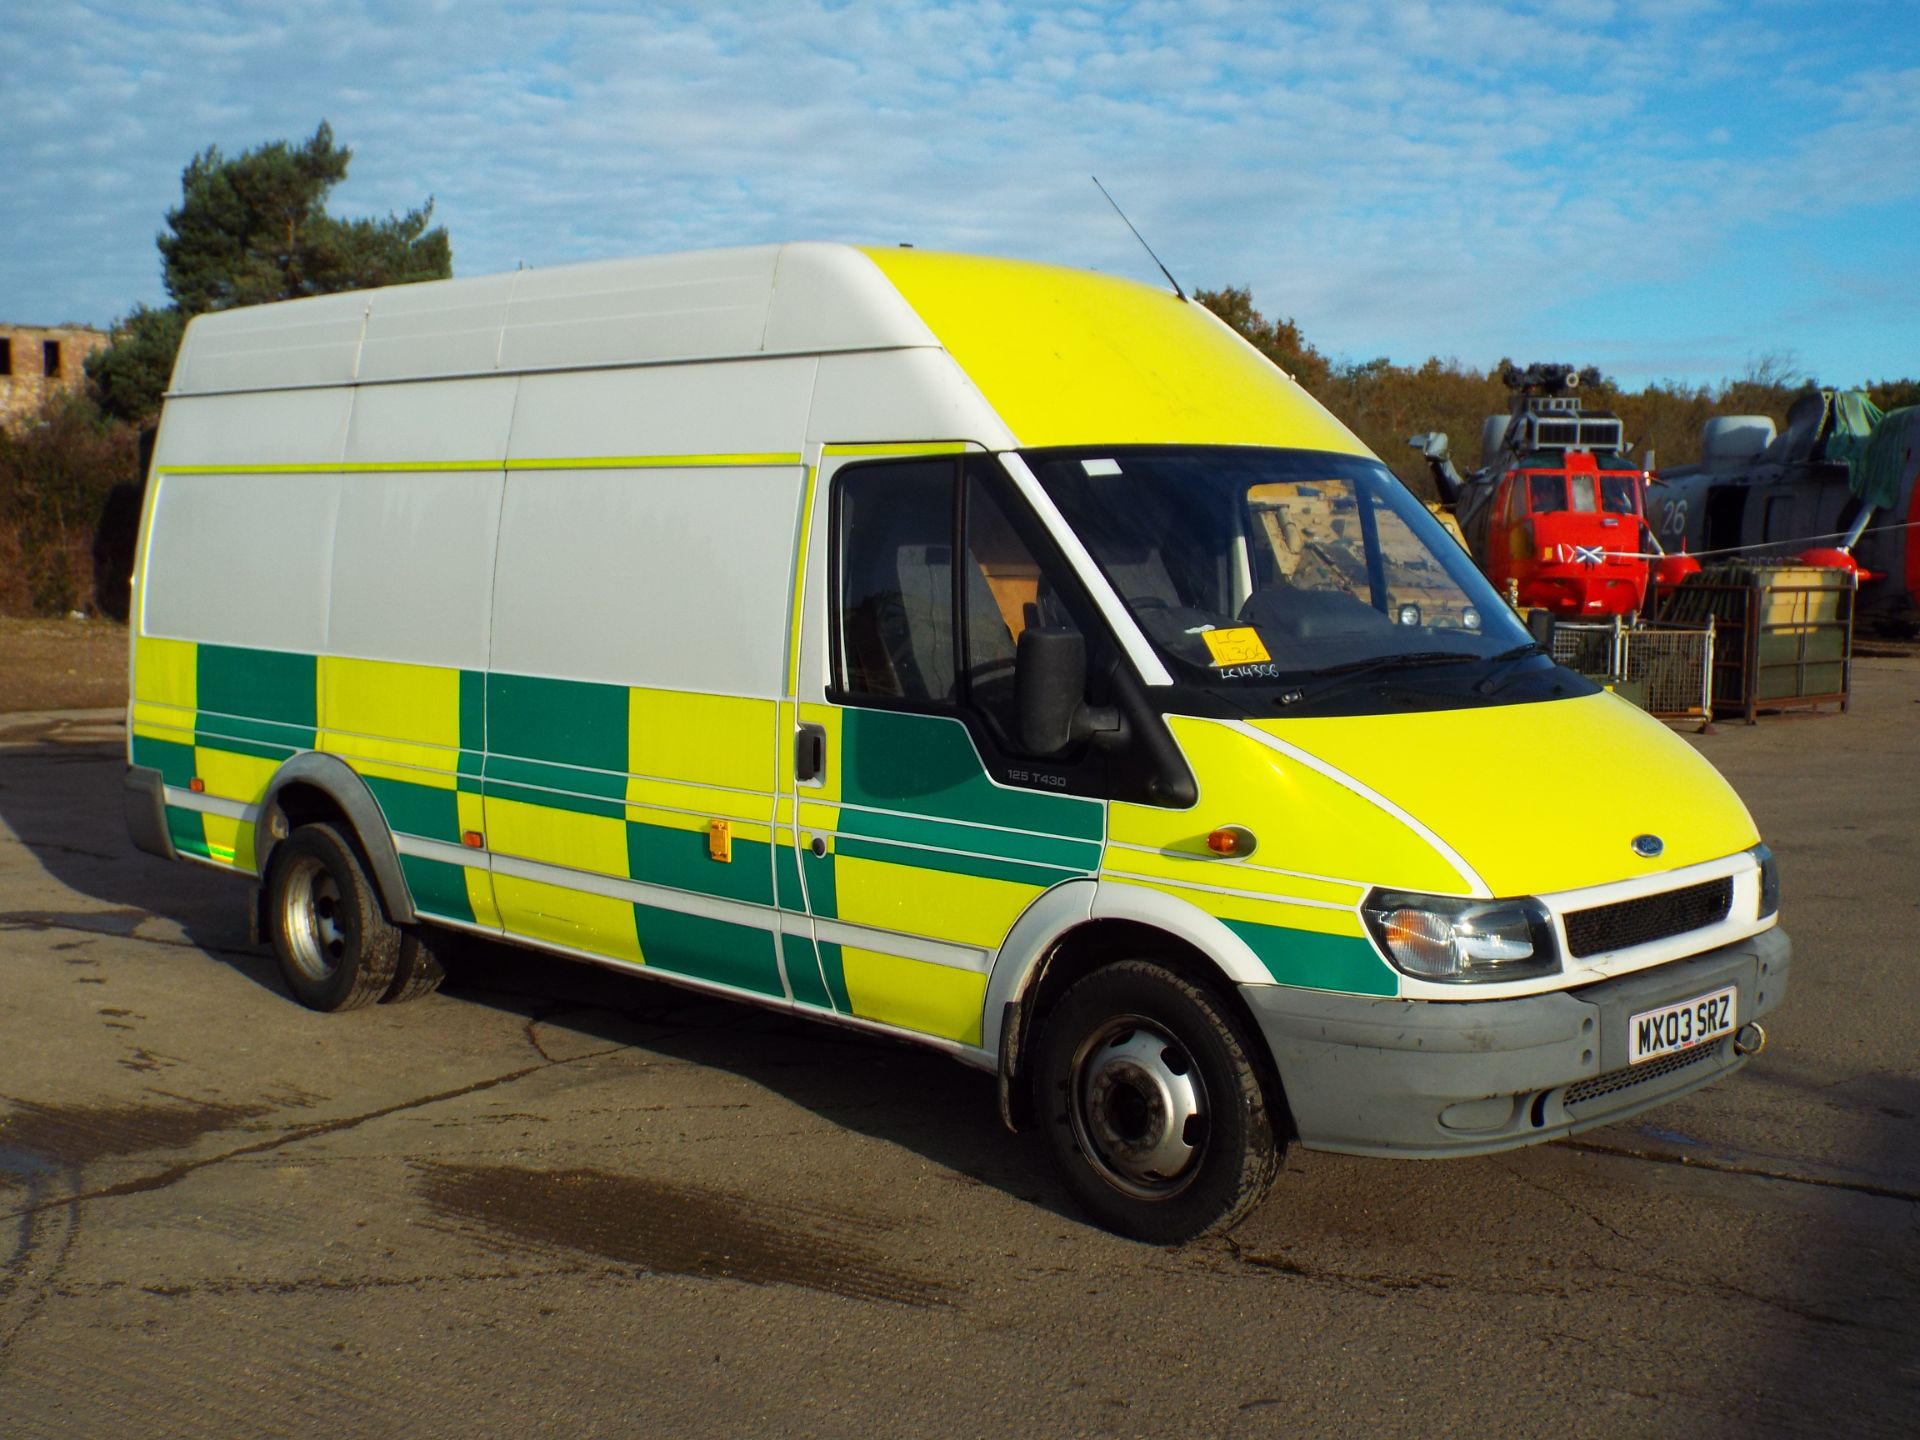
<box><xmin>327</xmin><ymin>471</ymin><xmax>504</xmax><ymax>671</ymax></box>
<box><xmin>488</xmin><ymin>464</ymin><xmax>807</xmax><ymax>695</ymax></box>
<box><xmin>142</xmin><ymin>471</ymin><xmax>341</xmax><ymax>652</ymax></box>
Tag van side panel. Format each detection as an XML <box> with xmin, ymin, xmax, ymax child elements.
<box><xmin>482</xmin><ymin>456</ymin><xmax>807</xmax><ymax>999</ymax></box>
<box><xmin>137</xmin><ymin>379</ymin><xmax>506</xmax><ymax>914</ymax></box>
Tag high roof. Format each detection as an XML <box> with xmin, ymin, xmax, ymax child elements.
<box><xmin>169</xmin><ymin>243</ymin><xmax>937</xmax><ymax>397</ymax></box>
<box><xmin>168</xmin><ymin>241</ymin><xmax>1367</xmax><ymax>456</ymax></box>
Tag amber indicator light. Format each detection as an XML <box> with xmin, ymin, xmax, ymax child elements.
<box><xmin>1207</xmin><ymin>826</ymin><xmax>1255</xmax><ymax>858</ymax></box>
<box><xmin>188</xmin><ymin>777</ymin><xmax>206</xmax><ymax>793</ymax></box>
<box><xmin>462</xmin><ymin>830</ymin><xmax>485</xmax><ymax>849</ymax></box>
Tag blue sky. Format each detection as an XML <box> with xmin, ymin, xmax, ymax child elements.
<box><xmin>2</xmin><ymin>0</ymin><xmax>1916</xmax><ymax>388</ymax></box>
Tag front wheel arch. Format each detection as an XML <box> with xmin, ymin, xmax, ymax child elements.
<box><xmin>1000</xmin><ymin>919</ymin><xmax>1294</xmax><ymax>1147</ymax></box>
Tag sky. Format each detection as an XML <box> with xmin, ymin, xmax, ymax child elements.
<box><xmin>3</xmin><ymin>0</ymin><xmax>1916</xmax><ymax>390</ymax></box>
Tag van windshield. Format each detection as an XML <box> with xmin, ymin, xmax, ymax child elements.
<box><xmin>1027</xmin><ymin>447</ymin><xmax>1562</xmax><ymax>712</ymax></box>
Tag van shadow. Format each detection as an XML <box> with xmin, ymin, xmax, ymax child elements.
<box><xmin>0</xmin><ymin>738</ymin><xmax>1076</xmax><ymax>1225</ymax></box>
<box><xmin>0</xmin><ymin>736</ymin><xmax>281</xmax><ymax>990</ymax></box>
<box><xmin>435</xmin><ymin>935</ymin><xmax>1070</xmax><ymax>1221</ymax></box>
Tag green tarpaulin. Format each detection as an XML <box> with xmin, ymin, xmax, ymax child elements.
<box><xmin>1826</xmin><ymin>389</ymin><xmax>1883</xmax><ymax>498</ymax></box>
<box><xmin>1859</xmin><ymin>405</ymin><xmax>1920</xmax><ymax>511</ymax></box>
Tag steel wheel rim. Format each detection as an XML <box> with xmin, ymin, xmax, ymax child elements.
<box><xmin>280</xmin><ymin>853</ymin><xmax>351</xmax><ymax>983</ymax></box>
<box><xmin>1067</xmin><ymin>1014</ymin><xmax>1208</xmax><ymax>1201</ymax></box>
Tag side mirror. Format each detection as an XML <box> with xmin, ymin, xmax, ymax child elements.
<box><xmin>1526</xmin><ymin>607</ymin><xmax>1556</xmax><ymax>650</ymax></box>
<box><xmin>1014</xmin><ymin>628</ymin><xmax>1124</xmax><ymax>757</ymax></box>
<box><xmin>1016</xmin><ymin>627</ymin><xmax>1087</xmax><ymax>756</ymax></box>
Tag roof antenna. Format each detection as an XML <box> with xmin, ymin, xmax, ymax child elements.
<box><xmin>1092</xmin><ymin>176</ymin><xmax>1186</xmax><ymax>302</ymax></box>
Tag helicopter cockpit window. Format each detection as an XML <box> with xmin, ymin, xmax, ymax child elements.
<box><xmin>1529</xmin><ymin>475</ymin><xmax>1568</xmax><ymax>512</ymax></box>
<box><xmin>1599</xmin><ymin>475</ymin><xmax>1638</xmax><ymax>515</ymax></box>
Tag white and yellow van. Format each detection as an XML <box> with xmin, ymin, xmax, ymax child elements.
<box><xmin>124</xmin><ymin>244</ymin><xmax>1789</xmax><ymax>1240</ymax></box>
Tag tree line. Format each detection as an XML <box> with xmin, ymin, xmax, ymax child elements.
<box><xmin>2</xmin><ymin>123</ymin><xmax>1912</xmax><ymax>616</ymax></box>
<box><xmin>1194</xmin><ymin>285</ymin><xmax>1918</xmax><ymax>502</ymax></box>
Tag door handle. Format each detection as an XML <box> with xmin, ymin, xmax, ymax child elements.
<box><xmin>795</xmin><ymin>723</ymin><xmax>827</xmax><ymax>784</ymax></box>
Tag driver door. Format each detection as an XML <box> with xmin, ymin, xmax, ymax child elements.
<box><xmin>781</xmin><ymin>450</ymin><xmax>1106</xmax><ymax>1048</ymax></box>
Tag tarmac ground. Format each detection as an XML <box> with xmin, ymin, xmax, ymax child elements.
<box><xmin>1</xmin><ymin>661</ymin><xmax>1916</xmax><ymax>1438</ymax></box>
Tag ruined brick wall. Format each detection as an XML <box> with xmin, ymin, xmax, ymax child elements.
<box><xmin>0</xmin><ymin>324</ymin><xmax>109</xmax><ymax>427</ymax></box>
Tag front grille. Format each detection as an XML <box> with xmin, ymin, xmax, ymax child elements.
<box><xmin>1563</xmin><ymin>877</ymin><xmax>1732</xmax><ymax>958</ymax></box>
<box><xmin>1563</xmin><ymin>1041</ymin><xmax>1723</xmax><ymax>1107</ymax></box>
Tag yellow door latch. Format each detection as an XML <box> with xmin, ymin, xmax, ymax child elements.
<box><xmin>707</xmin><ymin>818</ymin><xmax>732</xmax><ymax>863</ymax></box>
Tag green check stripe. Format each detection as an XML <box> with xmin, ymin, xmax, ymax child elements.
<box><xmin>834</xmin><ymin>835</ymin><xmax>1071</xmax><ymax>890</ymax></box>
<box><xmin>837</xmin><ymin>804</ymin><xmax>1100</xmax><ymax>873</ymax></box>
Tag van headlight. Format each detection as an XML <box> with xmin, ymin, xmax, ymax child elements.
<box><xmin>1750</xmin><ymin>843</ymin><xmax>1779</xmax><ymax>919</ymax></box>
<box><xmin>1361</xmin><ymin>891</ymin><xmax>1560</xmax><ymax>983</ymax></box>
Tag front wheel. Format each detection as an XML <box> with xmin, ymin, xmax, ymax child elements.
<box><xmin>1033</xmin><ymin>960</ymin><xmax>1282</xmax><ymax>1243</ymax></box>
<box><xmin>266</xmin><ymin>822</ymin><xmax>401</xmax><ymax>1012</ymax></box>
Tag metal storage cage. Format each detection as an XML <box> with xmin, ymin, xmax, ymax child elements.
<box><xmin>1655</xmin><ymin>563</ymin><xmax>1854</xmax><ymax>724</ymax></box>
<box><xmin>1550</xmin><ymin>618</ymin><xmax>1714</xmax><ymax>721</ymax></box>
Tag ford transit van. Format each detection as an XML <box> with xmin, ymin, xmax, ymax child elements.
<box><xmin>124</xmin><ymin>244</ymin><xmax>1789</xmax><ymax>1240</ymax></box>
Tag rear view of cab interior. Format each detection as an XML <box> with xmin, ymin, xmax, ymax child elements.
<box><xmin>126</xmin><ymin>242</ymin><xmax>1789</xmax><ymax>1241</ymax></box>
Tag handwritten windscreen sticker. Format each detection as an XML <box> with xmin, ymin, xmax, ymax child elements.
<box><xmin>1202</xmin><ymin>627</ymin><xmax>1271</xmax><ymax>666</ymax></box>
<box><xmin>1081</xmin><ymin>458</ymin><xmax>1123</xmax><ymax>475</ymax></box>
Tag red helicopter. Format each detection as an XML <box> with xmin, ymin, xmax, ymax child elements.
<box><xmin>1412</xmin><ymin>363</ymin><xmax>1657</xmax><ymax>618</ymax></box>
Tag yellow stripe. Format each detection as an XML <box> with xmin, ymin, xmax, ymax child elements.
<box><xmin>133</xmin><ymin>636</ymin><xmax>196</xmax><ymax>711</ymax></box>
<box><xmin>1100</xmin><ymin>847</ymin><xmax>1363</xmax><ymax>908</ymax></box>
<box><xmin>155</xmin><ymin>453</ymin><xmax>802</xmax><ymax>476</ymax></box>
<box><xmin>627</xmin><ymin>688</ymin><xmax>775</xmax><ymax>796</ymax></box>
<box><xmin>485</xmin><ymin>797</ymin><xmax>628</xmax><ymax>878</ymax></box>
<box><xmin>194</xmin><ymin>746</ymin><xmax>278</xmax><ymax>805</ymax></box>
<box><xmin>456</xmin><ymin>793</ymin><xmax>501</xmax><ymax>928</ymax></box>
<box><xmin>819</xmin><ymin>441</ymin><xmax>969</xmax><ymax>457</ymax></box>
<box><xmin>840</xmin><ymin>947</ymin><xmax>986</xmax><ymax>1045</ymax></box>
<box><xmin>158</xmin><ymin>461</ymin><xmax>497</xmax><ymax>474</ymax></box>
<box><xmin>786</xmin><ymin>465</ymin><xmax>818</xmax><ymax>696</ymax></box>
<box><xmin>490</xmin><ymin>874</ymin><xmax>641</xmax><ymax>963</ymax></box>
<box><xmin>1105</xmin><ymin>877</ymin><xmax>1366</xmax><ymax>938</ymax></box>
<box><xmin>199</xmin><ymin>816</ymin><xmax>257</xmax><ymax>872</ymax></box>
<box><xmin>507</xmin><ymin>454</ymin><xmax>801</xmax><ymax>470</ymax></box>
<box><xmin>834</xmin><ymin>854</ymin><xmax>1039</xmax><ymax>951</ymax></box>
<box><xmin>317</xmin><ymin>656</ymin><xmax>462</xmax><ymax>788</ymax></box>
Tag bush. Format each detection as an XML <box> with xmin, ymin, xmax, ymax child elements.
<box><xmin>0</xmin><ymin>393</ymin><xmax>138</xmax><ymax>616</ymax></box>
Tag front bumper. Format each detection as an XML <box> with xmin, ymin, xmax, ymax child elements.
<box><xmin>1243</xmin><ymin>925</ymin><xmax>1790</xmax><ymax>1158</ymax></box>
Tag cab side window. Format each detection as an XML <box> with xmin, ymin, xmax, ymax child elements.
<box><xmin>833</xmin><ymin>457</ymin><xmax>1087</xmax><ymax>748</ymax></box>
<box><xmin>836</xmin><ymin>461</ymin><xmax>958</xmax><ymax>703</ymax></box>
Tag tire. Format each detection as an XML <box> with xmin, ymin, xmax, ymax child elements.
<box><xmin>383</xmin><ymin>927</ymin><xmax>452</xmax><ymax>1004</ymax></box>
<box><xmin>1033</xmin><ymin>960</ymin><xmax>1282</xmax><ymax>1243</ymax></box>
<box><xmin>265</xmin><ymin>822</ymin><xmax>401</xmax><ymax>1012</ymax></box>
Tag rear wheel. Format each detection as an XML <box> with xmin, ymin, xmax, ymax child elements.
<box><xmin>266</xmin><ymin>822</ymin><xmax>401</xmax><ymax>1012</ymax></box>
<box><xmin>383</xmin><ymin>927</ymin><xmax>452</xmax><ymax>1004</ymax></box>
<box><xmin>1034</xmin><ymin>959</ymin><xmax>1281</xmax><ymax>1243</ymax></box>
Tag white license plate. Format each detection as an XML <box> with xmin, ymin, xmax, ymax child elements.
<box><xmin>1629</xmin><ymin>985</ymin><xmax>1737</xmax><ymax>1064</ymax></box>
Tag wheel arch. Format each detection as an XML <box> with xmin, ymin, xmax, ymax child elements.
<box><xmin>988</xmin><ymin>880</ymin><xmax>1290</xmax><ymax>1136</ymax></box>
<box><xmin>252</xmin><ymin>753</ymin><xmax>416</xmax><ymax>926</ymax></box>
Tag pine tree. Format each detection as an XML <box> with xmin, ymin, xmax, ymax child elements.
<box><xmin>87</xmin><ymin>122</ymin><xmax>450</xmax><ymax>422</ymax></box>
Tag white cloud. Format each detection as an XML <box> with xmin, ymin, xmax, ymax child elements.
<box><xmin>2</xmin><ymin>0</ymin><xmax>1915</xmax><ymax>384</ymax></box>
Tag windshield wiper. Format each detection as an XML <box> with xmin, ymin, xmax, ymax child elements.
<box><xmin>1275</xmin><ymin>651</ymin><xmax>1476</xmax><ymax>707</ymax></box>
<box><xmin>1473</xmin><ymin>642</ymin><xmax>1550</xmax><ymax>695</ymax></box>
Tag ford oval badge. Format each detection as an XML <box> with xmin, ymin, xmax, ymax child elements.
<box><xmin>1632</xmin><ymin>834</ymin><xmax>1664</xmax><ymax>859</ymax></box>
